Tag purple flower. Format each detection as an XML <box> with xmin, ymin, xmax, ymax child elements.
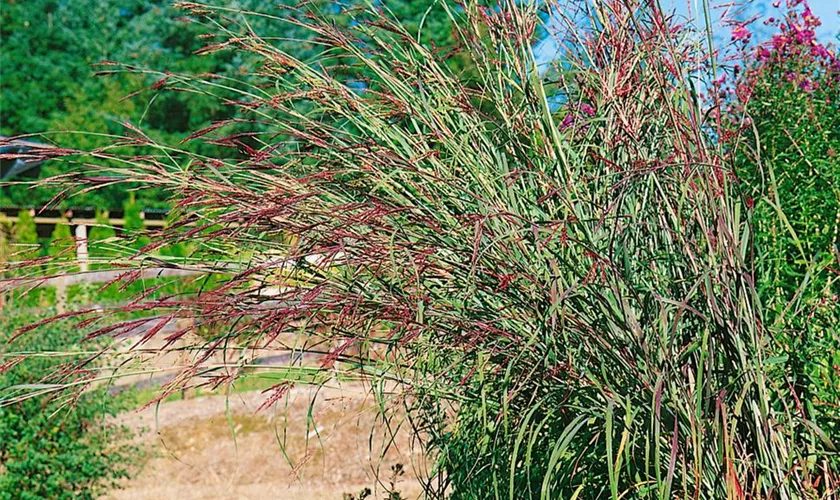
<box><xmin>802</xmin><ymin>7</ymin><xmax>821</xmax><ymax>28</ymax></box>
<box><xmin>791</xmin><ymin>26</ymin><xmax>815</xmax><ymax>45</ymax></box>
<box><xmin>771</xmin><ymin>34</ymin><xmax>790</xmax><ymax>52</ymax></box>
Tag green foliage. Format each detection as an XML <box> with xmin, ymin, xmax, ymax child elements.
<box><xmin>0</xmin><ymin>314</ymin><xmax>138</xmax><ymax>499</ymax></box>
<box><xmin>12</xmin><ymin>210</ymin><xmax>40</xmax><ymax>261</ymax></box>
<box><xmin>158</xmin><ymin>213</ymin><xmax>189</xmax><ymax>260</ymax></box>
<box><xmin>0</xmin><ymin>0</ymin><xmax>224</xmax><ymax>137</ymax></box>
<box><xmin>89</xmin><ymin>210</ymin><xmax>117</xmax><ymax>243</ymax></box>
<box><xmin>0</xmin><ymin>0</ymin><xmax>224</xmax><ymax>208</ymax></box>
<box><xmin>121</xmin><ymin>194</ymin><xmax>151</xmax><ymax>251</ymax></box>
<box><xmin>0</xmin><ymin>214</ymin><xmax>12</xmax><ymax>260</ymax></box>
<box><xmin>0</xmin><ymin>0</ymin><xmax>461</xmax><ymax>210</ymax></box>
<box><xmin>13</xmin><ymin>1</ymin><xmax>840</xmax><ymax>497</ymax></box>
<box><xmin>47</xmin><ymin>218</ymin><xmax>74</xmax><ymax>260</ymax></box>
<box><xmin>34</xmin><ymin>1</ymin><xmax>838</xmax><ymax>497</ymax></box>
<box><xmin>724</xmin><ymin>4</ymin><xmax>840</xmax><ymax>465</ymax></box>
<box><xmin>87</xmin><ymin>210</ymin><xmax>118</xmax><ymax>266</ymax></box>
<box><xmin>739</xmin><ymin>69</ymin><xmax>840</xmax><ymax>303</ymax></box>
<box><xmin>122</xmin><ymin>195</ymin><xmax>143</xmax><ymax>234</ymax></box>
<box><xmin>0</xmin><ymin>215</ymin><xmax>12</xmax><ymax>305</ymax></box>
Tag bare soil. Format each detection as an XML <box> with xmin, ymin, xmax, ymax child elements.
<box><xmin>102</xmin><ymin>384</ymin><xmax>428</xmax><ymax>500</ymax></box>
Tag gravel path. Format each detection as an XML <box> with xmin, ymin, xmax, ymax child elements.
<box><xmin>103</xmin><ymin>385</ymin><xmax>427</xmax><ymax>500</ymax></box>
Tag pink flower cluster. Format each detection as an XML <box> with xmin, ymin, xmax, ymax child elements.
<box><xmin>742</xmin><ymin>0</ymin><xmax>839</xmax><ymax>93</ymax></box>
<box><xmin>763</xmin><ymin>1</ymin><xmax>836</xmax><ymax>64</ymax></box>
<box><xmin>716</xmin><ymin>0</ymin><xmax>838</xmax><ymax>138</ymax></box>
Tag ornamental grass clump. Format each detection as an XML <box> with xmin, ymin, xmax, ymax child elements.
<box><xmin>4</xmin><ymin>0</ymin><xmax>838</xmax><ymax>497</ymax></box>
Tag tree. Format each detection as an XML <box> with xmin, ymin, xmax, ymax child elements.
<box><xmin>88</xmin><ymin>210</ymin><xmax>117</xmax><ymax>265</ymax></box>
<box><xmin>12</xmin><ymin>210</ymin><xmax>40</xmax><ymax>261</ymax></box>
<box><xmin>0</xmin><ymin>214</ymin><xmax>12</xmax><ymax>262</ymax></box>
<box><xmin>121</xmin><ymin>194</ymin><xmax>150</xmax><ymax>250</ymax></box>
<box><xmin>122</xmin><ymin>194</ymin><xmax>144</xmax><ymax>234</ymax></box>
<box><xmin>47</xmin><ymin>219</ymin><xmax>73</xmax><ymax>259</ymax></box>
<box><xmin>158</xmin><ymin>211</ymin><xmax>189</xmax><ymax>260</ymax></box>
<box><xmin>0</xmin><ymin>0</ymin><xmax>471</xmax><ymax>211</ymax></box>
<box><xmin>89</xmin><ymin>209</ymin><xmax>117</xmax><ymax>242</ymax></box>
<box><xmin>0</xmin><ymin>0</ymin><xmax>229</xmax><ymax>210</ymax></box>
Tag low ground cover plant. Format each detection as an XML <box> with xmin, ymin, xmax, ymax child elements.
<box><xmin>3</xmin><ymin>0</ymin><xmax>839</xmax><ymax>498</ymax></box>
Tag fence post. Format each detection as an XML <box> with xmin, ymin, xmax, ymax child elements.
<box><xmin>75</xmin><ymin>224</ymin><xmax>89</xmax><ymax>273</ymax></box>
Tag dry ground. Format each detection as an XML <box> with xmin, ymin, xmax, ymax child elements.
<box><xmin>103</xmin><ymin>383</ymin><xmax>428</xmax><ymax>500</ymax></box>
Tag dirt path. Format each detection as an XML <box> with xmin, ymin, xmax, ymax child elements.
<box><xmin>102</xmin><ymin>384</ymin><xmax>428</xmax><ymax>500</ymax></box>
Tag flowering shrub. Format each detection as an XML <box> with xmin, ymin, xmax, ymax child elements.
<box><xmin>722</xmin><ymin>1</ymin><xmax>839</xmax><ymax>274</ymax></box>
<box><xmin>721</xmin><ymin>0</ymin><xmax>840</xmax><ymax>470</ymax></box>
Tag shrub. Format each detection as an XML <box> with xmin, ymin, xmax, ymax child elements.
<box><xmin>87</xmin><ymin>209</ymin><xmax>118</xmax><ymax>267</ymax></box>
<box><xmin>0</xmin><ymin>214</ymin><xmax>11</xmax><ymax>307</ymax></box>
<box><xmin>18</xmin><ymin>0</ymin><xmax>840</xmax><ymax>497</ymax></box>
<box><xmin>0</xmin><ymin>214</ymin><xmax>11</xmax><ymax>262</ymax></box>
<box><xmin>47</xmin><ymin>218</ymin><xmax>74</xmax><ymax>260</ymax></box>
<box><xmin>12</xmin><ymin>209</ymin><xmax>39</xmax><ymax>261</ymax></box>
<box><xmin>88</xmin><ymin>210</ymin><xmax>117</xmax><ymax>245</ymax></box>
<box><xmin>122</xmin><ymin>194</ymin><xmax>151</xmax><ymax>250</ymax></box>
<box><xmin>0</xmin><ymin>313</ymin><xmax>137</xmax><ymax>499</ymax></box>
<box><xmin>720</xmin><ymin>0</ymin><xmax>840</xmax><ymax>468</ymax></box>
<box><xmin>122</xmin><ymin>195</ymin><xmax>144</xmax><ymax>235</ymax></box>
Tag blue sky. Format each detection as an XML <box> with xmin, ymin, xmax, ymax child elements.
<box><xmin>807</xmin><ymin>0</ymin><xmax>840</xmax><ymax>39</ymax></box>
<box><xmin>535</xmin><ymin>0</ymin><xmax>840</xmax><ymax>64</ymax></box>
<box><xmin>674</xmin><ymin>0</ymin><xmax>839</xmax><ymax>44</ymax></box>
